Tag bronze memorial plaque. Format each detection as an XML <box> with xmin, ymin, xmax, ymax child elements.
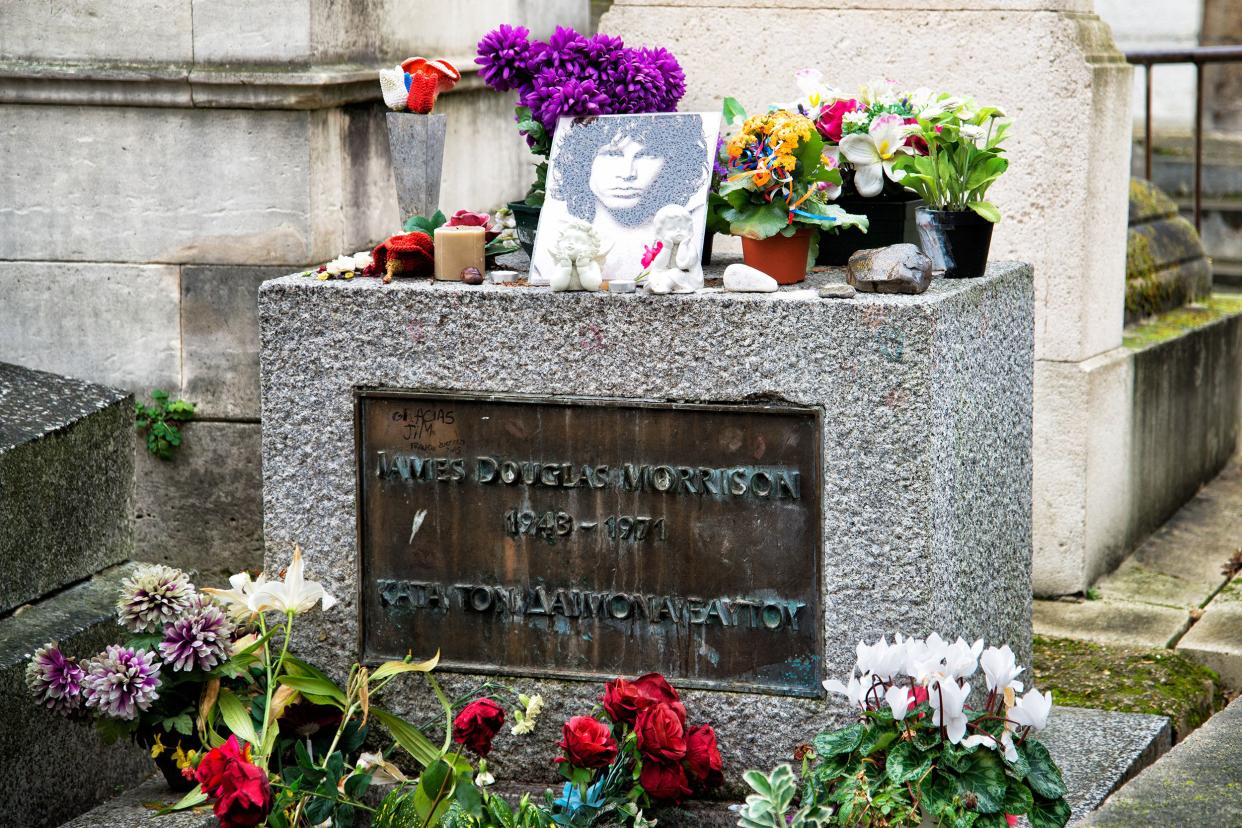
<box><xmin>355</xmin><ymin>390</ymin><xmax>822</xmax><ymax>696</ymax></box>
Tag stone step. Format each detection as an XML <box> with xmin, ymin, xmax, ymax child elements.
<box><xmin>57</xmin><ymin>777</ymin><xmax>214</xmax><ymax>828</ymax></box>
<box><xmin>0</xmin><ymin>563</ymin><xmax>155</xmax><ymax>827</ymax></box>
<box><xmin>0</xmin><ymin>361</ymin><xmax>134</xmax><ymax>613</ymax></box>
<box><xmin>1080</xmin><ymin>697</ymin><xmax>1242</xmax><ymax>826</ymax></box>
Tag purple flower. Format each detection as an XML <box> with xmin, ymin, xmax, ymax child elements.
<box><xmin>475</xmin><ymin>23</ymin><xmax>531</xmax><ymax>92</ymax></box>
<box><xmin>160</xmin><ymin>597</ymin><xmax>233</xmax><ymax>672</ymax></box>
<box><xmin>529</xmin><ymin>75</ymin><xmax>611</xmax><ymax>133</ymax></box>
<box><xmin>26</xmin><ymin>642</ymin><xmax>84</xmax><ymax>715</ymax></box>
<box><xmin>82</xmin><ymin>645</ymin><xmax>162</xmax><ymax>720</ymax></box>
<box><xmin>528</xmin><ymin>26</ymin><xmax>591</xmax><ymax>77</ymax></box>
<box><xmin>639</xmin><ymin>47</ymin><xmax>686</xmax><ymax>110</ymax></box>
<box><xmin>582</xmin><ymin>32</ymin><xmax>627</xmax><ymax>87</ymax></box>
<box><xmin>612</xmin><ymin>49</ymin><xmax>670</xmax><ymax>114</ymax></box>
<box><xmin>117</xmin><ymin>564</ymin><xmax>196</xmax><ymax>633</ymax></box>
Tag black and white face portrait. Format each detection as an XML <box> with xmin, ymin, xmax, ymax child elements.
<box><xmin>530</xmin><ymin>113</ymin><xmax>721</xmax><ymax>284</ymax></box>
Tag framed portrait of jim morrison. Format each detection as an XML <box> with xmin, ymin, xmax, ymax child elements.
<box><xmin>529</xmin><ymin>112</ymin><xmax>722</xmax><ymax>285</ymax></box>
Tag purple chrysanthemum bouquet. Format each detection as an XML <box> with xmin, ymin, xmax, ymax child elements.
<box><xmin>476</xmin><ymin>24</ymin><xmax>687</xmax><ymax>204</ymax></box>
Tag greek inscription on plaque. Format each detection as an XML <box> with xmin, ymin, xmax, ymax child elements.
<box><xmin>355</xmin><ymin>391</ymin><xmax>822</xmax><ymax>696</ymax></box>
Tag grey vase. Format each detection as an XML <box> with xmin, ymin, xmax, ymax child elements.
<box><xmin>385</xmin><ymin>112</ymin><xmax>447</xmax><ymax>223</ymax></box>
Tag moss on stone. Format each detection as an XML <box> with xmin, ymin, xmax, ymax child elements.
<box><xmin>1123</xmin><ymin>294</ymin><xmax>1242</xmax><ymax>351</ymax></box>
<box><xmin>1032</xmin><ymin>635</ymin><xmax>1226</xmax><ymax>739</ymax></box>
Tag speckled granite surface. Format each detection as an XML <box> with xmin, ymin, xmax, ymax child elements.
<box><xmin>0</xmin><ymin>362</ymin><xmax>134</xmax><ymax>612</ymax></box>
<box><xmin>257</xmin><ymin>261</ymin><xmax>1034</xmax><ymax>788</ymax></box>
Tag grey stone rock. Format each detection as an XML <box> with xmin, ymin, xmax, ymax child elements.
<box><xmin>722</xmin><ymin>263</ymin><xmax>778</xmax><ymax>292</ymax></box>
<box><xmin>1081</xmin><ymin>698</ymin><xmax>1242</xmax><ymax>826</ymax></box>
<box><xmin>846</xmin><ymin>244</ymin><xmax>933</xmax><ymax>295</ymax></box>
<box><xmin>386</xmin><ymin>111</ymin><xmax>446</xmax><ymax>224</ymax></box>
<box><xmin>134</xmin><ymin>422</ymin><xmax>263</xmax><ymax>583</ymax></box>
<box><xmin>56</xmin><ymin>776</ymin><xmax>215</xmax><ymax>828</ymax></box>
<box><xmin>0</xmin><ymin>563</ymin><xmax>154</xmax><ymax>827</ymax></box>
<box><xmin>818</xmin><ymin>283</ymin><xmax>857</xmax><ymax>300</ymax></box>
<box><xmin>258</xmin><ymin>260</ymin><xmax>1034</xmax><ymax>787</ymax></box>
<box><xmin>0</xmin><ymin>363</ymin><xmax>134</xmax><ymax>613</ymax></box>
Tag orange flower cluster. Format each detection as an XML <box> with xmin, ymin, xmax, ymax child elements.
<box><xmin>726</xmin><ymin>110</ymin><xmax>816</xmax><ymax>189</ymax></box>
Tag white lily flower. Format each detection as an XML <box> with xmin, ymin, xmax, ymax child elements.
<box><xmin>356</xmin><ymin>751</ymin><xmax>409</xmax><ymax>785</ymax></box>
<box><xmin>885</xmin><ymin>684</ymin><xmax>913</xmax><ymax>720</ymax></box>
<box><xmin>839</xmin><ymin>114</ymin><xmax>914</xmax><ymax>197</ymax></box>
<box><xmin>824</xmin><ymin>671</ymin><xmax>873</xmax><ymax>709</ymax></box>
<box><xmin>203</xmin><ymin>572</ymin><xmax>267</xmax><ymax>623</ymax></box>
<box><xmin>1009</xmin><ymin>688</ymin><xmax>1053</xmax><ymax>731</ymax></box>
<box><xmin>979</xmin><ymin>645</ymin><xmax>1025</xmax><ymax>693</ymax></box>
<box><xmin>250</xmin><ymin>546</ymin><xmax>338</xmax><ymax>615</ymax></box>
<box><xmin>931</xmin><ymin>680</ymin><xmax>971</xmax><ymax>744</ymax></box>
<box><xmin>943</xmin><ymin>637</ymin><xmax>984</xmax><ymax>681</ymax></box>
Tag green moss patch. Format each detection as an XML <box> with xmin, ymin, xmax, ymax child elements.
<box><xmin>1123</xmin><ymin>294</ymin><xmax>1242</xmax><ymax>351</ymax></box>
<box><xmin>1033</xmin><ymin>635</ymin><xmax>1227</xmax><ymax>739</ymax></box>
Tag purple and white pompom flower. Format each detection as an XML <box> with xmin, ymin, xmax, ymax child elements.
<box><xmin>160</xmin><ymin>597</ymin><xmax>234</xmax><ymax>672</ymax></box>
<box><xmin>117</xmin><ymin>564</ymin><xmax>196</xmax><ymax>633</ymax></box>
<box><xmin>82</xmin><ymin>645</ymin><xmax>162</xmax><ymax>720</ymax></box>
<box><xmin>25</xmin><ymin>642</ymin><xmax>85</xmax><ymax>715</ymax></box>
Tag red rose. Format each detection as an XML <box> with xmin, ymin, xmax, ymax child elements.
<box><xmin>556</xmin><ymin>715</ymin><xmax>619</xmax><ymax>769</ymax></box>
<box><xmin>453</xmin><ymin>698</ymin><xmax>505</xmax><ymax>756</ymax></box>
<box><xmin>635</xmin><ymin>701</ymin><xmax>686</xmax><ymax>763</ymax></box>
<box><xmin>602</xmin><ymin>677</ymin><xmax>646</xmax><ymax>725</ymax></box>
<box><xmin>632</xmin><ymin>673</ymin><xmax>686</xmax><ymax>724</ymax></box>
<box><xmin>214</xmin><ymin>760</ymin><xmax>273</xmax><ymax>828</ymax></box>
<box><xmin>195</xmin><ymin>735</ymin><xmax>245</xmax><ymax>796</ymax></box>
<box><xmin>447</xmin><ymin>209</ymin><xmax>500</xmax><ymax>242</ymax></box>
<box><xmin>640</xmin><ymin>760</ymin><xmax>692</xmax><ymax>803</ymax></box>
<box><xmin>815</xmin><ymin>98</ymin><xmax>859</xmax><ymax>143</ymax></box>
<box><xmin>685</xmin><ymin>724</ymin><xmax>724</xmax><ymax>790</ymax></box>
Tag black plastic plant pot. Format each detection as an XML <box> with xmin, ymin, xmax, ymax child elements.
<box><xmin>915</xmin><ymin>207</ymin><xmax>995</xmax><ymax>279</ymax></box>
<box><xmin>701</xmin><ymin>232</ymin><xmax>714</xmax><ymax>267</ymax></box>
<box><xmin>815</xmin><ymin>193</ymin><xmax>922</xmax><ymax>266</ymax></box>
<box><xmin>507</xmin><ymin>201</ymin><xmax>542</xmax><ymax>259</ymax></box>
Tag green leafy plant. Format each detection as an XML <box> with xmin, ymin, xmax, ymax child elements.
<box><xmin>134</xmin><ymin>389</ymin><xmax>195</xmax><ymax>460</ymax></box>
<box><xmin>404</xmin><ymin>210</ymin><xmax>448</xmax><ymax>235</ymax></box>
<box><xmin>893</xmin><ymin>96</ymin><xmax>1009</xmax><ymax>222</ymax></box>
<box><xmin>738</xmin><ymin>764</ymin><xmax>833</xmax><ymax>828</ymax></box>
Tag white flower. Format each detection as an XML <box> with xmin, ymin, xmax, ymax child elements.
<box><xmin>839</xmin><ymin>114</ymin><xmax>914</xmax><ymax>197</ymax></box>
<box><xmin>959</xmin><ymin>124</ymin><xmax>987</xmax><ymax>146</ymax></box>
<box><xmin>249</xmin><ymin>546</ymin><xmax>337</xmax><ymax>615</ymax></box>
<box><xmin>326</xmin><ymin>255</ymin><xmax>355</xmax><ymax>276</ymax></box>
<box><xmin>824</xmin><ymin>672</ymin><xmax>873</xmax><ymax>709</ymax></box>
<box><xmin>511</xmin><ymin>693</ymin><xmax>544</xmax><ymax>735</ymax></box>
<box><xmin>202</xmin><ymin>572</ymin><xmax>267</xmax><ymax>623</ymax></box>
<box><xmin>885</xmin><ymin>684</ymin><xmax>913</xmax><ymax>720</ymax></box>
<box><xmin>931</xmin><ymin>680</ymin><xmax>971</xmax><ymax>744</ymax></box>
<box><xmin>943</xmin><ymin>637</ymin><xmax>984</xmax><ymax>681</ymax></box>
<box><xmin>908</xmin><ymin>89</ymin><xmax>964</xmax><ymax>120</ymax></box>
<box><xmin>352</xmin><ymin>251</ymin><xmax>373</xmax><ymax>271</ymax></box>
<box><xmin>789</xmin><ymin>67</ymin><xmax>835</xmax><ymax>112</ymax></box>
<box><xmin>476</xmin><ymin>768</ymin><xmax>495</xmax><ymax>787</ymax></box>
<box><xmin>979</xmin><ymin>645</ymin><xmax>1025</xmax><ymax>694</ymax></box>
<box><xmin>963</xmin><ymin>730</ymin><xmax>1018</xmax><ymax>762</ymax></box>
<box><xmin>842</xmin><ymin>109</ymin><xmax>870</xmax><ymax>128</ymax></box>
<box><xmin>1009</xmin><ymin>688</ymin><xmax>1053</xmax><ymax>731</ymax></box>
<box><xmin>856</xmin><ymin>638</ymin><xmax>905</xmax><ymax>682</ymax></box>
<box><xmin>356</xmin><ymin>751</ymin><xmax>409</xmax><ymax>785</ymax></box>
<box><xmin>859</xmin><ymin>78</ymin><xmax>900</xmax><ymax>107</ymax></box>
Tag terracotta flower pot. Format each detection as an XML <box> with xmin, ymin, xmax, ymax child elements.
<box><xmin>739</xmin><ymin>229</ymin><xmax>813</xmax><ymax>285</ymax></box>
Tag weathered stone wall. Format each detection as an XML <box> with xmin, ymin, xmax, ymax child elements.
<box><xmin>0</xmin><ymin>0</ymin><xmax>590</xmax><ymax>578</ymax></box>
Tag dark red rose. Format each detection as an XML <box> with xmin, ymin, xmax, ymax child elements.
<box><xmin>453</xmin><ymin>698</ymin><xmax>505</xmax><ymax>756</ymax></box>
<box><xmin>602</xmin><ymin>677</ymin><xmax>646</xmax><ymax>725</ymax></box>
<box><xmin>556</xmin><ymin>715</ymin><xmax>619</xmax><ymax>769</ymax></box>
<box><xmin>815</xmin><ymin>98</ymin><xmax>859</xmax><ymax>143</ymax></box>
<box><xmin>195</xmin><ymin>735</ymin><xmax>245</xmax><ymax>796</ymax></box>
<box><xmin>214</xmin><ymin>760</ymin><xmax>273</xmax><ymax>828</ymax></box>
<box><xmin>685</xmin><ymin>724</ymin><xmax>724</xmax><ymax>790</ymax></box>
<box><xmin>632</xmin><ymin>673</ymin><xmax>686</xmax><ymax>724</ymax></box>
<box><xmin>635</xmin><ymin>701</ymin><xmax>686</xmax><ymax>763</ymax></box>
<box><xmin>640</xmin><ymin>760</ymin><xmax>692</xmax><ymax>803</ymax></box>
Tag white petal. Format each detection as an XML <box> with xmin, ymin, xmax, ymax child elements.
<box><xmin>851</xmin><ymin>162</ymin><xmax>884</xmax><ymax>197</ymax></box>
<box><xmin>839</xmin><ymin>134</ymin><xmax>881</xmax><ymax>166</ymax></box>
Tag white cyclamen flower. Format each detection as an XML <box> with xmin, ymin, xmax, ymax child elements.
<box><xmin>885</xmin><ymin>684</ymin><xmax>913</xmax><ymax>720</ymax></box>
<box><xmin>249</xmin><ymin>546</ymin><xmax>337</xmax><ymax>615</ymax></box>
<box><xmin>1009</xmin><ymin>688</ymin><xmax>1053</xmax><ymax>731</ymax></box>
<box><xmin>824</xmin><ymin>672</ymin><xmax>873</xmax><ymax>709</ymax></box>
<box><xmin>979</xmin><ymin>645</ymin><xmax>1025</xmax><ymax>693</ymax></box>
<box><xmin>856</xmin><ymin>638</ymin><xmax>906</xmax><ymax>682</ymax></box>
<box><xmin>962</xmin><ymin>730</ymin><xmax>1018</xmax><ymax>762</ymax></box>
<box><xmin>931</xmin><ymin>680</ymin><xmax>971</xmax><ymax>744</ymax></box>
<box><xmin>943</xmin><ymin>637</ymin><xmax>984</xmax><ymax>681</ymax></box>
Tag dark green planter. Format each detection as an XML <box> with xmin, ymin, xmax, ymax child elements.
<box><xmin>508</xmin><ymin>201</ymin><xmax>542</xmax><ymax>259</ymax></box>
<box><xmin>816</xmin><ymin>193</ymin><xmax>923</xmax><ymax>266</ymax></box>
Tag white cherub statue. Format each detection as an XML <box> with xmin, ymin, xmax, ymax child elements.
<box><xmin>643</xmin><ymin>204</ymin><xmax>703</xmax><ymax>295</ymax></box>
<box><xmin>549</xmin><ymin>218</ymin><xmax>610</xmax><ymax>292</ymax></box>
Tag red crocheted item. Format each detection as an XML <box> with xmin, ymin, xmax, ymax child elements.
<box><xmin>401</xmin><ymin>58</ymin><xmax>461</xmax><ymax>115</ymax></box>
<box><xmin>364</xmin><ymin>232</ymin><xmax>434</xmax><ymax>283</ymax></box>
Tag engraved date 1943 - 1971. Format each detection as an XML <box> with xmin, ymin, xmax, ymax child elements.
<box><xmin>503</xmin><ymin>508</ymin><xmax>667</xmax><ymax>545</ymax></box>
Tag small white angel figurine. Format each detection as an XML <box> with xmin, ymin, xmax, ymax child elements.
<box><xmin>549</xmin><ymin>218</ymin><xmax>610</xmax><ymax>292</ymax></box>
<box><xmin>643</xmin><ymin>205</ymin><xmax>703</xmax><ymax>295</ymax></box>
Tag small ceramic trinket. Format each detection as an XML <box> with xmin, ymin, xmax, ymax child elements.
<box><xmin>549</xmin><ymin>218</ymin><xmax>609</xmax><ymax>292</ymax></box>
<box><xmin>643</xmin><ymin>205</ymin><xmax>703</xmax><ymax>294</ymax></box>
<box><xmin>379</xmin><ymin>58</ymin><xmax>461</xmax><ymax>114</ymax></box>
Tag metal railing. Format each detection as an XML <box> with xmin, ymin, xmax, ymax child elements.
<box><xmin>1125</xmin><ymin>45</ymin><xmax>1242</xmax><ymax>232</ymax></box>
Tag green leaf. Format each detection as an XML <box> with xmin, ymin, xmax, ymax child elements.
<box><xmin>957</xmin><ymin>749</ymin><xmax>1008</xmax><ymax>814</ymax></box>
<box><xmin>217</xmin><ymin>688</ymin><xmax>258</xmax><ymax>746</ymax></box>
<box><xmin>370</xmin><ymin>652</ymin><xmax>440</xmax><ymax>683</ymax></box>
<box><xmin>813</xmin><ymin>722</ymin><xmax>864</xmax><ymax>757</ymax></box>
<box><xmin>1022</xmin><ymin>740</ymin><xmax>1067</xmax><ymax>800</ymax></box>
<box><xmin>967</xmin><ymin>201</ymin><xmax>1002</xmax><ymax>223</ymax></box>
<box><xmin>157</xmin><ymin>784</ymin><xmax>208</xmax><ymax>814</ymax></box>
<box><xmin>278</xmin><ymin>674</ymin><xmax>347</xmax><ymax>707</ymax></box>
<box><xmin>414</xmin><ymin>759</ymin><xmax>456</xmax><ymax>827</ymax></box>
<box><xmin>860</xmin><ymin>727</ymin><xmax>897</xmax><ymax>757</ymax></box>
<box><xmin>1028</xmin><ymin>794</ymin><xmax>1071</xmax><ymax>828</ymax></box>
<box><xmin>886</xmin><ymin>739</ymin><xmax>934</xmax><ymax>784</ymax></box>
<box><xmin>722</xmin><ymin>96</ymin><xmax>747</xmax><ymax>125</ymax></box>
<box><xmin>1001</xmin><ymin>780</ymin><xmax>1034</xmax><ymax>815</ymax></box>
<box><xmin>455</xmin><ymin>779</ymin><xmax>484</xmax><ymax>817</ymax></box>
<box><xmin>373</xmin><ymin>707</ymin><xmax>441</xmax><ymax>768</ymax></box>
<box><xmin>919</xmin><ymin>771</ymin><xmax>959</xmax><ymax>816</ymax></box>
<box><xmin>723</xmin><ymin>200</ymin><xmax>788</xmax><ymax>240</ymax></box>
